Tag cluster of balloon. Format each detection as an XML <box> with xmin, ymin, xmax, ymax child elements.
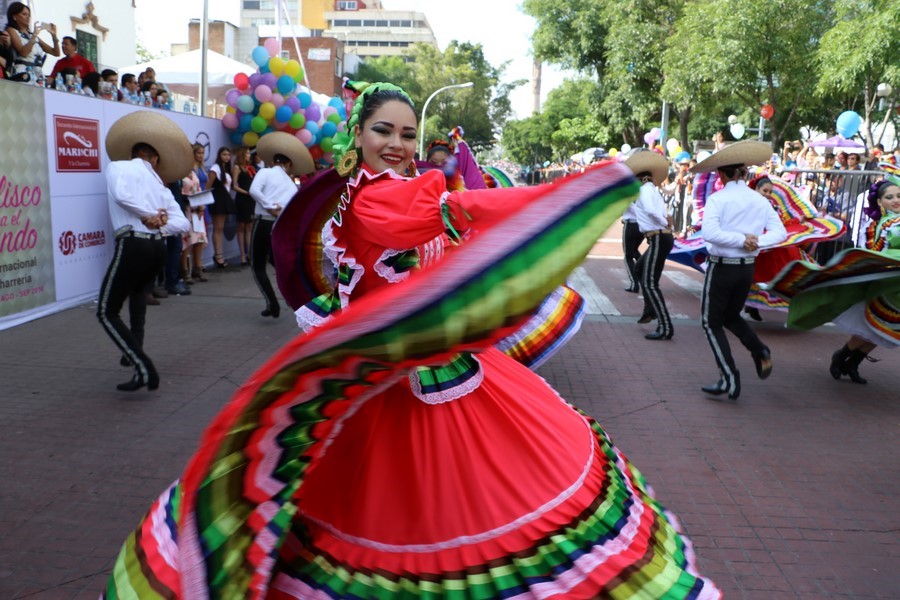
<box><xmin>836</xmin><ymin>110</ymin><xmax>861</xmax><ymax>138</ymax></box>
<box><xmin>665</xmin><ymin>137</ymin><xmax>684</xmax><ymax>158</ymax></box>
<box><xmin>220</xmin><ymin>38</ymin><xmax>348</xmax><ymax>166</ymax></box>
<box><xmin>643</xmin><ymin>127</ymin><xmax>662</xmax><ymax>146</ymax></box>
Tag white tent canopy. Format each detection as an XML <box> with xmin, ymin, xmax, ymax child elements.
<box><xmin>117</xmin><ymin>49</ymin><xmax>255</xmax><ymax>87</ymax></box>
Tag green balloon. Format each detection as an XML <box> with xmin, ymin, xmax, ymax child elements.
<box><xmin>320</xmin><ymin>137</ymin><xmax>334</xmax><ymax>152</ymax></box>
<box><xmin>289</xmin><ymin>112</ymin><xmax>306</xmax><ymax>129</ymax></box>
<box><xmin>251</xmin><ymin>116</ymin><xmax>267</xmax><ymax>133</ymax></box>
<box><xmin>327</xmin><ymin>113</ymin><xmax>341</xmax><ymax>124</ymax></box>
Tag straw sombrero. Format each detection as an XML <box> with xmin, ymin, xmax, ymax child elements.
<box><xmin>690</xmin><ymin>140</ymin><xmax>772</xmax><ymax>174</ymax></box>
<box><xmin>257</xmin><ymin>132</ymin><xmax>315</xmax><ymax>176</ymax></box>
<box><xmin>622</xmin><ymin>148</ymin><xmax>669</xmax><ymax>185</ymax></box>
<box><xmin>105</xmin><ymin>111</ymin><xmax>193</xmax><ymax>183</ymax></box>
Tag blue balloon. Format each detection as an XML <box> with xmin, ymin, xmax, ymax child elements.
<box><xmin>263</xmin><ymin>126</ymin><xmax>275</xmax><ymax>135</ymax></box>
<box><xmin>236</xmin><ymin>95</ymin><xmax>255</xmax><ymax>114</ymax></box>
<box><xmin>230</xmin><ymin>131</ymin><xmax>244</xmax><ymax>146</ymax></box>
<box><xmin>305</xmin><ymin>121</ymin><xmax>319</xmax><ymax>136</ymax></box>
<box><xmin>320</xmin><ymin>121</ymin><xmax>337</xmax><ymax>138</ymax></box>
<box><xmin>239</xmin><ymin>114</ymin><xmax>253</xmax><ymax>132</ymax></box>
<box><xmin>297</xmin><ymin>92</ymin><xmax>312</xmax><ymax>109</ymax></box>
<box><xmin>276</xmin><ymin>75</ymin><xmax>295</xmax><ymax>96</ymax></box>
<box><xmin>275</xmin><ymin>105</ymin><xmax>293</xmax><ymax>123</ymax></box>
<box><xmin>674</xmin><ymin>151</ymin><xmax>691</xmax><ymax>162</ymax></box>
<box><xmin>328</xmin><ymin>97</ymin><xmax>343</xmax><ymax>108</ymax></box>
<box><xmin>836</xmin><ymin>110</ymin><xmax>861</xmax><ymax>138</ymax></box>
<box><xmin>251</xmin><ymin>46</ymin><xmax>270</xmax><ymax>68</ymax></box>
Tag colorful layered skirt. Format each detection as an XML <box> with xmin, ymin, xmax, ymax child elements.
<box><xmin>102</xmin><ymin>162</ymin><xmax>720</xmax><ymax>599</ymax></box>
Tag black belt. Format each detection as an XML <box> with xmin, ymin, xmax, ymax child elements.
<box><xmin>708</xmin><ymin>255</ymin><xmax>755</xmax><ymax>265</ymax></box>
<box><xmin>644</xmin><ymin>229</ymin><xmax>672</xmax><ymax>239</ymax></box>
<box><xmin>254</xmin><ymin>214</ymin><xmax>276</xmax><ymax>222</ymax></box>
<box><xmin>116</xmin><ymin>231</ymin><xmax>164</xmax><ymax>241</ymax></box>
<box><xmin>622</xmin><ymin>218</ymin><xmax>637</xmax><ymax>224</ymax></box>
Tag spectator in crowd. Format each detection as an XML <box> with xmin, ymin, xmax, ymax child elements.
<box><xmin>231</xmin><ymin>146</ymin><xmax>256</xmax><ymax>266</ymax></box>
<box><xmin>144</xmin><ymin>67</ymin><xmax>156</xmax><ymax>82</ymax></box>
<box><xmin>101</xmin><ymin>68</ymin><xmax>122</xmax><ymax>100</ymax></box>
<box><xmin>865</xmin><ymin>145</ymin><xmax>884</xmax><ymax>170</ymax></box>
<box><xmin>49</xmin><ymin>35</ymin><xmax>95</xmax><ymax>79</ymax></box>
<box><xmin>140</xmin><ymin>80</ymin><xmax>158</xmax><ymax>106</ymax></box>
<box><xmin>81</xmin><ymin>70</ymin><xmax>100</xmax><ymax>96</ymax></box>
<box><xmin>181</xmin><ymin>144</ymin><xmax>209</xmax><ymax>285</ymax></box>
<box><xmin>120</xmin><ymin>72</ymin><xmax>139</xmax><ymax>102</ymax></box>
<box><xmin>155</xmin><ymin>89</ymin><xmax>170</xmax><ymax>110</ymax></box>
<box><xmin>137</xmin><ymin>70</ymin><xmax>147</xmax><ymax>88</ymax></box>
<box><xmin>5</xmin><ymin>2</ymin><xmax>59</xmax><ymax>80</ymax></box>
<box><xmin>206</xmin><ymin>146</ymin><xmax>234</xmax><ymax>268</ymax></box>
<box><xmin>0</xmin><ymin>29</ymin><xmax>11</xmax><ymax>78</ymax></box>
<box><xmin>834</xmin><ymin>151</ymin><xmax>848</xmax><ymax>170</ymax></box>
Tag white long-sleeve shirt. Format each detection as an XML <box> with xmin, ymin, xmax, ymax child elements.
<box><xmin>703</xmin><ymin>180</ymin><xmax>787</xmax><ymax>257</ymax></box>
<box><xmin>249</xmin><ymin>165</ymin><xmax>298</xmax><ymax>217</ymax></box>
<box><xmin>105</xmin><ymin>158</ymin><xmax>189</xmax><ymax>236</ymax></box>
<box><xmin>633</xmin><ymin>181</ymin><xmax>669</xmax><ymax>233</ymax></box>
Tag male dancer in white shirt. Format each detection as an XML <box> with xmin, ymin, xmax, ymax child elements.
<box><xmin>624</xmin><ymin>149</ymin><xmax>674</xmax><ymax>339</ymax></box>
<box><xmin>99</xmin><ymin>112</ymin><xmax>192</xmax><ymax>391</ymax></box>
<box><xmin>691</xmin><ymin>142</ymin><xmax>787</xmax><ymax>400</ymax></box>
<box><xmin>249</xmin><ymin>132</ymin><xmax>312</xmax><ymax>318</ymax></box>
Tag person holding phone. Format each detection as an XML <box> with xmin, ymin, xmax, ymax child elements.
<box><xmin>4</xmin><ymin>2</ymin><xmax>59</xmax><ymax>80</ymax></box>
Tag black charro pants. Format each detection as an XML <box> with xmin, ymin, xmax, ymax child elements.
<box><xmin>250</xmin><ymin>217</ymin><xmax>279</xmax><ymax>315</ymax></box>
<box><xmin>701</xmin><ymin>259</ymin><xmax>768</xmax><ymax>388</ymax></box>
<box><xmin>622</xmin><ymin>220</ymin><xmax>642</xmax><ymax>290</ymax></box>
<box><xmin>639</xmin><ymin>232</ymin><xmax>674</xmax><ymax>335</ymax></box>
<box><xmin>97</xmin><ymin>235</ymin><xmax>166</xmax><ymax>381</ymax></box>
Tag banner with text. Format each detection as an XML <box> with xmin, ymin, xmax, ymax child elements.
<box><xmin>0</xmin><ymin>84</ymin><xmax>56</xmax><ymax>318</ymax></box>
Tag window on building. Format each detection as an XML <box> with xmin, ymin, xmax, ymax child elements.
<box><xmin>76</xmin><ymin>30</ymin><xmax>98</xmax><ymax>67</ymax></box>
<box><xmin>389</xmin><ymin>20</ymin><xmax>401</xmax><ymax>27</ymax></box>
<box><xmin>310</xmin><ymin>29</ymin><xmax>323</xmax><ymax>37</ymax></box>
<box><xmin>363</xmin><ymin>20</ymin><xmax>375</xmax><ymax>27</ymax></box>
<box><xmin>348</xmin><ymin>20</ymin><xmax>362</xmax><ymax>27</ymax></box>
<box><xmin>337</xmin><ymin>1</ymin><xmax>358</xmax><ymax>10</ymax></box>
<box><xmin>400</xmin><ymin>20</ymin><xmax>412</xmax><ymax>27</ymax></box>
<box><xmin>375</xmin><ymin>20</ymin><xmax>388</xmax><ymax>27</ymax></box>
<box><xmin>243</xmin><ymin>0</ymin><xmax>260</xmax><ymax>8</ymax></box>
<box><xmin>332</xmin><ymin>19</ymin><xmax>347</xmax><ymax>26</ymax></box>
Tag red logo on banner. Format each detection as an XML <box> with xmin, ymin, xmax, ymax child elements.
<box><xmin>54</xmin><ymin>116</ymin><xmax>101</xmax><ymax>172</ymax></box>
<box><xmin>57</xmin><ymin>229</ymin><xmax>106</xmax><ymax>256</ymax></box>
<box><xmin>59</xmin><ymin>231</ymin><xmax>77</xmax><ymax>255</ymax></box>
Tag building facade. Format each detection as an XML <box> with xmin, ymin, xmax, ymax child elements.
<box><xmin>323</xmin><ymin>1</ymin><xmax>437</xmax><ymax>60</ymax></box>
<box><xmin>18</xmin><ymin>0</ymin><xmax>136</xmax><ymax>74</ymax></box>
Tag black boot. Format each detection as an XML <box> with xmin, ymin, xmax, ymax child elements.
<box><xmin>829</xmin><ymin>345</ymin><xmax>851</xmax><ymax>379</ymax></box>
<box><xmin>744</xmin><ymin>307</ymin><xmax>763</xmax><ymax>321</ymax></box>
<box><xmin>843</xmin><ymin>350</ymin><xmax>868</xmax><ymax>384</ymax></box>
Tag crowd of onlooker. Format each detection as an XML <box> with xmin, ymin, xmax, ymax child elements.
<box><xmin>2</xmin><ymin>2</ymin><xmax>174</xmax><ymax>109</ymax></box>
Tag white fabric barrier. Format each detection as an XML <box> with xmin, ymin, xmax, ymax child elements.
<box><xmin>0</xmin><ymin>81</ymin><xmax>236</xmax><ymax>330</ymax></box>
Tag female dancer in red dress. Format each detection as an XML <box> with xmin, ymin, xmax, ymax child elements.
<box><xmin>103</xmin><ymin>83</ymin><xmax>720</xmax><ymax>599</ymax></box>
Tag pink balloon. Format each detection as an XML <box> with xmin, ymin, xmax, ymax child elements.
<box><xmin>323</xmin><ymin>106</ymin><xmax>337</xmax><ymax>117</ymax></box>
<box><xmin>271</xmin><ymin>93</ymin><xmax>285</xmax><ymax>108</ymax></box>
<box><xmin>264</xmin><ymin>37</ymin><xmax>280</xmax><ymax>57</ymax></box>
<box><xmin>222</xmin><ymin>113</ymin><xmax>239</xmax><ymax>129</ymax></box>
<box><xmin>255</xmin><ymin>84</ymin><xmax>272</xmax><ymax>103</ymax></box>
<box><xmin>296</xmin><ymin>129</ymin><xmax>313</xmax><ymax>145</ymax></box>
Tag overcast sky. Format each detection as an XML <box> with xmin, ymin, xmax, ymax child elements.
<box><xmin>134</xmin><ymin>0</ymin><xmax>572</xmax><ymax>119</ymax></box>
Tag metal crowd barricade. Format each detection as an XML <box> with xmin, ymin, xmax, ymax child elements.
<box><xmin>780</xmin><ymin>168</ymin><xmax>884</xmax><ymax>258</ymax></box>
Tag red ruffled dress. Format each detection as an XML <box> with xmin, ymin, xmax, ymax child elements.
<box><xmin>103</xmin><ymin>163</ymin><xmax>720</xmax><ymax>599</ymax></box>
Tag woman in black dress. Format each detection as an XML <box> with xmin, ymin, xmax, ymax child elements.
<box><xmin>206</xmin><ymin>146</ymin><xmax>234</xmax><ymax>267</ymax></box>
<box><xmin>231</xmin><ymin>146</ymin><xmax>256</xmax><ymax>265</ymax></box>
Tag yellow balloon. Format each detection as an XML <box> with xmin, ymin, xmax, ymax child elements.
<box><xmin>609</xmin><ymin>148</ymin><xmax>618</xmax><ymax>157</ymax></box>
<box><xmin>225</xmin><ymin>106</ymin><xmax>236</xmax><ymax>114</ymax></box>
<box><xmin>258</xmin><ymin>102</ymin><xmax>276</xmax><ymax>120</ymax></box>
<box><xmin>284</xmin><ymin>59</ymin><xmax>301</xmax><ymax>79</ymax></box>
<box><xmin>242</xmin><ymin>131</ymin><xmax>259</xmax><ymax>147</ymax></box>
<box><xmin>268</xmin><ymin>56</ymin><xmax>285</xmax><ymax>77</ymax></box>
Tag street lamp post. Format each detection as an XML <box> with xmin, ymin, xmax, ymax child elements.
<box><xmin>419</xmin><ymin>82</ymin><xmax>474</xmax><ymax>159</ymax></box>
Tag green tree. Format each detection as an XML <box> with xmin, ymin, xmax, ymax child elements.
<box><xmin>816</xmin><ymin>0</ymin><xmax>900</xmax><ymax>146</ymax></box>
<box><xmin>352</xmin><ymin>55</ymin><xmax>420</xmax><ymax>99</ymax></box>
<box><xmin>501</xmin><ymin>115</ymin><xmax>554</xmax><ymax>166</ymax></box>
<box><xmin>662</xmin><ymin>0</ymin><xmax>831</xmax><ymax>147</ymax></box>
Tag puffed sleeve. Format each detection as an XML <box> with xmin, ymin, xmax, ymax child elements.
<box><xmin>352</xmin><ymin>170</ymin><xmax>548</xmax><ymax>247</ymax></box>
